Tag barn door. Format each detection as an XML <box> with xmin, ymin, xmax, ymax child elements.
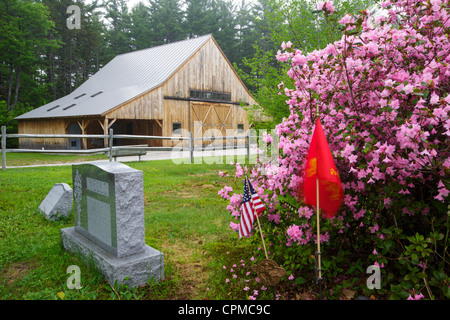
<box><xmin>191</xmin><ymin>103</ymin><xmax>232</xmax><ymax>146</ymax></box>
<box><xmin>68</xmin><ymin>123</ymin><xmax>81</xmax><ymax>150</ymax></box>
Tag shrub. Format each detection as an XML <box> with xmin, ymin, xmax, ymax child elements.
<box><xmin>219</xmin><ymin>0</ymin><xmax>450</xmax><ymax>299</ymax></box>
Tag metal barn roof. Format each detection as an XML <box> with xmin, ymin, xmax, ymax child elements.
<box><xmin>16</xmin><ymin>35</ymin><xmax>212</xmax><ymax>120</ymax></box>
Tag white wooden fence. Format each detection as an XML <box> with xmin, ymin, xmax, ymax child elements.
<box><xmin>1</xmin><ymin>126</ymin><xmax>252</xmax><ymax>170</ymax></box>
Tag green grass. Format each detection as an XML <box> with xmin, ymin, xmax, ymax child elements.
<box><xmin>3</xmin><ymin>152</ymin><xmax>108</xmax><ymax>167</ymax></box>
<box><xmin>0</xmin><ymin>155</ymin><xmax>260</xmax><ymax>300</ymax></box>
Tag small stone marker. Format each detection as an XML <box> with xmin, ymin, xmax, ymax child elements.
<box><xmin>61</xmin><ymin>161</ymin><xmax>164</xmax><ymax>288</ymax></box>
<box><xmin>39</xmin><ymin>183</ymin><xmax>73</xmax><ymax>221</ymax></box>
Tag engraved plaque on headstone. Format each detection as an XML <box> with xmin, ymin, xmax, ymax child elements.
<box><xmin>61</xmin><ymin>161</ymin><xmax>164</xmax><ymax>288</ymax></box>
<box><xmin>71</xmin><ymin>162</ymin><xmax>145</xmax><ymax>258</ymax></box>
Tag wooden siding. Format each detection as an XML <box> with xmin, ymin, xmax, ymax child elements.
<box><xmin>105</xmin><ymin>37</ymin><xmax>254</xmax><ymax>147</ymax></box>
<box><xmin>18</xmin><ymin>36</ymin><xmax>256</xmax><ymax>150</ymax></box>
<box><xmin>18</xmin><ymin>119</ymin><xmax>67</xmax><ymax>149</ymax></box>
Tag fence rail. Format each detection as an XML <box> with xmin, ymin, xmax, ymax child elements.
<box><xmin>1</xmin><ymin>126</ymin><xmax>252</xmax><ymax>170</ymax></box>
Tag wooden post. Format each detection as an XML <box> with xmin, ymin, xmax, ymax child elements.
<box><xmin>1</xmin><ymin>126</ymin><xmax>6</xmax><ymax>171</ymax></box>
<box><xmin>246</xmin><ymin>130</ymin><xmax>250</xmax><ymax>163</ymax></box>
<box><xmin>109</xmin><ymin>128</ymin><xmax>113</xmax><ymax>162</ymax></box>
<box><xmin>101</xmin><ymin>118</ymin><xmax>109</xmax><ymax>148</ymax></box>
<box><xmin>189</xmin><ymin>131</ymin><xmax>194</xmax><ymax>164</ymax></box>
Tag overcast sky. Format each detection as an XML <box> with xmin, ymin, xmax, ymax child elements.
<box><xmin>90</xmin><ymin>0</ymin><xmax>257</xmax><ymax>10</ymax></box>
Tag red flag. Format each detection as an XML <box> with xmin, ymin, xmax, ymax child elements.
<box><xmin>302</xmin><ymin>118</ymin><xmax>343</xmax><ymax>218</ymax></box>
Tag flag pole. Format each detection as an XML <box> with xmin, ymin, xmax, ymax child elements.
<box><xmin>316</xmin><ymin>179</ymin><xmax>322</xmax><ymax>281</ymax></box>
<box><xmin>315</xmin><ymin>107</ymin><xmax>323</xmax><ymax>298</ymax></box>
<box><xmin>255</xmin><ymin>208</ymin><xmax>269</xmax><ymax>260</ymax></box>
<box><xmin>246</xmin><ymin>177</ymin><xmax>268</xmax><ymax>260</ymax></box>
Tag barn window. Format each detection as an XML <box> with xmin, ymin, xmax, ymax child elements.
<box><xmin>189</xmin><ymin>89</ymin><xmax>231</xmax><ymax>102</ymax></box>
<box><xmin>172</xmin><ymin>122</ymin><xmax>182</xmax><ymax>135</ymax></box>
<box><xmin>237</xmin><ymin>124</ymin><xmax>244</xmax><ymax>133</ymax></box>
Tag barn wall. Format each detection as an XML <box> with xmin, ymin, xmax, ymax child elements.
<box><xmin>105</xmin><ymin>87</ymin><xmax>164</xmax><ymax>121</ymax></box>
<box><xmin>18</xmin><ymin>119</ymin><xmax>67</xmax><ymax>150</ymax></box>
<box><xmin>160</xmin><ymin>37</ymin><xmax>253</xmax><ymax>147</ymax></box>
<box><xmin>102</xmin><ymin>36</ymin><xmax>256</xmax><ymax>148</ymax></box>
<box><xmin>161</xmin><ymin>37</ymin><xmax>256</xmax><ymax>106</ymax></box>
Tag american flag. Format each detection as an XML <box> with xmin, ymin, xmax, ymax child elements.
<box><xmin>248</xmin><ymin>178</ymin><xmax>265</xmax><ymax>216</ymax></box>
<box><xmin>238</xmin><ymin>178</ymin><xmax>265</xmax><ymax>238</ymax></box>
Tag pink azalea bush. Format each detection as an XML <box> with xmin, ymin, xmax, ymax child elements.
<box><xmin>219</xmin><ymin>0</ymin><xmax>449</xmax><ymax>299</ymax></box>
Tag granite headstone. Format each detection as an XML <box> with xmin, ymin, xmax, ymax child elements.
<box><xmin>61</xmin><ymin>161</ymin><xmax>164</xmax><ymax>288</ymax></box>
<box><xmin>39</xmin><ymin>183</ymin><xmax>73</xmax><ymax>221</ymax></box>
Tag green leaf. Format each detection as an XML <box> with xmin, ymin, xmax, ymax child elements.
<box><xmin>384</xmin><ymin>239</ymin><xmax>394</xmax><ymax>249</ymax></box>
<box><xmin>295</xmin><ymin>276</ymin><xmax>306</xmax><ymax>285</ymax></box>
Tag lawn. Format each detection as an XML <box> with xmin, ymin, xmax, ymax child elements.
<box><xmin>3</xmin><ymin>152</ymin><xmax>108</xmax><ymax>167</ymax></box>
<box><xmin>0</xmin><ymin>155</ymin><xmax>260</xmax><ymax>300</ymax></box>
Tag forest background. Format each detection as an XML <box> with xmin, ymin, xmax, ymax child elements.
<box><xmin>0</xmin><ymin>0</ymin><xmax>373</xmax><ymax>139</ymax></box>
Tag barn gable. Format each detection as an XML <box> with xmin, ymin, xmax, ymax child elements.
<box><xmin>16</xmin><ymin>35</ymin><xmax>257</xmax><ymax>149</ymax></box>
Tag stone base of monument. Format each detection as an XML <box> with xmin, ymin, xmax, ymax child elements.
<box><xmin>61</xmin><ymin>227</ymin><xmax>164</xmax><ymax>288</ymax></box>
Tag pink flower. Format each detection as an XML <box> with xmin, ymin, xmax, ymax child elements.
<box><xmin>402</xmin><ymin>84</ymin><xmax>414</xmax><ymax>94</ymax></box>
<box><xmin>407</xmin><ymin>292</ymin><xmax>425</xmax><ymax>300</ymax></box>
<box><xmin>434</xmin><ymin>186</ymin><xmax>449</xmax><ymax>201</ymax></box>
<box><xmin>292</xmin><ymin>53</ymin><xmax>308</xmax><ymax>67</ymax></box>
<box><xmin>339</xmin><ymin>14</ymin><xmax>354</xmax><ymax>25</ymax></box>
<box><xmin>370</xmin><ymin>224</ymin><xmax>379</xmax><ymax>233</ymax></box>
<box><xmin>288</xmin><ymin>274</ymin><xmax>294</xmax><ymax>280</ymax></box>
<box><xmin>418</xmin><ymin>261</ymin><xmax>427</xmax><ymax>270</ymax></box>
<box><xmin>429</xmin><ymin>92</ymin><xmax>440</xmax><ymax>104</ymax></box>
<box><xmin>219</xmin><ymin>170</ymin><xmax>228</xmax><ymax>177</ymax></box>
<box><xmin>317</xmin><ymin>1</ymin><xmax>335</xmax><ymax>13</ymax></box>
<box><xmin>263</xmin><ymin>132</ymin><xmax>273</xmax><ymax>143</ymax></box>
<box><xmin>281</xmin><ymin>41</ymin><xmax>292</xmax><ymax>49</ymax></box>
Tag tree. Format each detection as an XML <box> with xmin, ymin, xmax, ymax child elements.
<box><xmin>234</xmin><ymin>0</ymin><xmax>257</xmax><ymax>70</ymax></box>
<box><xmin>237</xmin><ymin>0</ymin><xmax>374</xmax><ymax>130</ymax></box>
<box><xmin>148</xmin><ymin>0</ymin><xmax>185</xmax><ymax>45</ymax></box>
<box><xmin>210</xmin><ymin>0</ymin><xmax>238</xmax><ymax>63</ymax></box>
<box><xmin>129</xmin><ymin>1</ymin><xmax>154</xmax><ymax>50</ymax></box>
<box><xmin>0</xmin><ymin>0</ymin><xmax>57</xmax><ymax>110</ymax></box>
<box><xmin>104</xmin><ymin>0</ymin><xmax>133</xmax><ymax>56</ymax></box>
<box><xmin>184</xmin><ymin>0</ymin><xmax>214</xmax><ymax>38</ymax></box>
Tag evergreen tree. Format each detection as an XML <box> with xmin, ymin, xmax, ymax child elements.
<box><xmin>129</xmin><ymin>1</ymin><xmax>154</xmax><ymax>50</ymax></box>
<box><xmin>0</xmin><ymin>0</ymin><xmax>57</xmax><ymax>110</ymax></box>
<box><xmin>184</xmin><ymin>0</ymin><xmax>213</xmax><ymax>38</ymax></box>
<box><xmin>209</xmin><ymin>0</ymin><xmax>237</xmax><ymax>63</ymax></box>
<box><xmin>104</xmin><ymin>0</ymin><xmax>133</xmax><ymax>56</ymax></box>
<box><xmin>148</xmin><ymin>0</ymin><xmax>185</xmax><ymax>45</ymax></box>
<box><xmin>234</xmin><ymin>0</ymin><xmax>256</xmax><ymax>70</ymax></box>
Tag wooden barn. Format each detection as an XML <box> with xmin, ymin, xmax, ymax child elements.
<box><xmin>16</xmin><ymin>35</ymin><xmax>257</xmax><ymax>150</ymax></box>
